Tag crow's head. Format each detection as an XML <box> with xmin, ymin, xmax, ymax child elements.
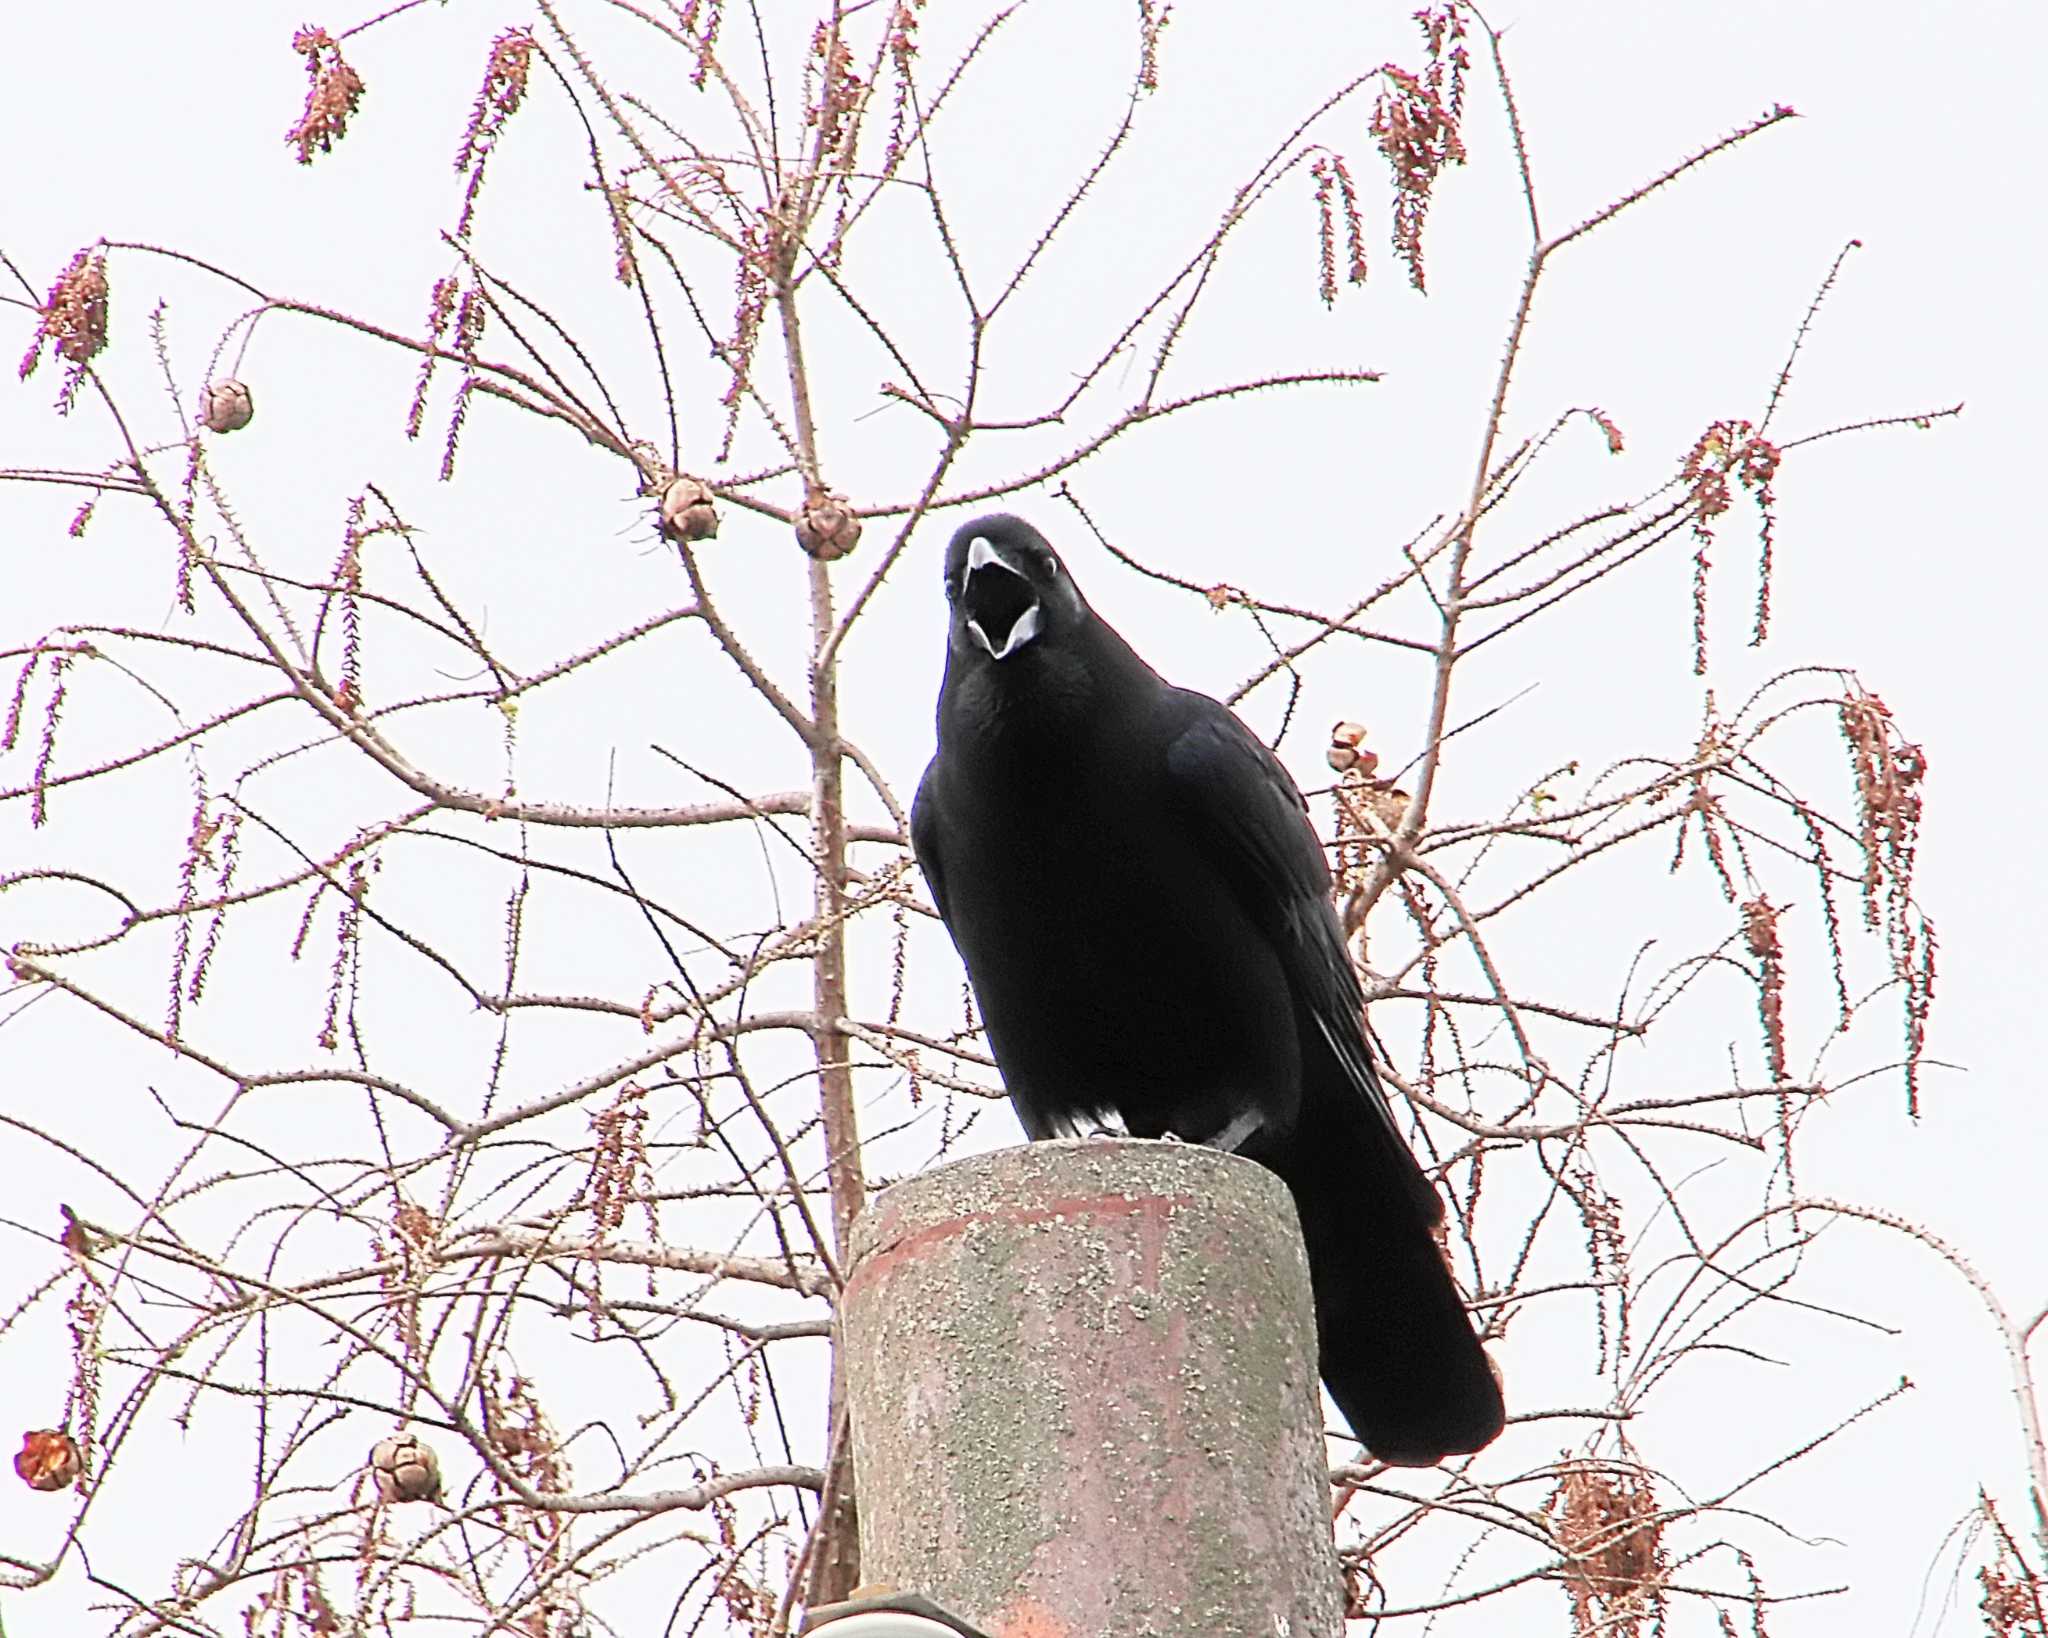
<box><xmin>942</xmin><ymin>514</ymin><xmax>1084</xmax><ymax>663</ymax></box>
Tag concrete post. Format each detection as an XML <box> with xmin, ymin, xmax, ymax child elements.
<box><xmin>841</xmin><ymin>1139</ymin><xmax>1344</xmax><ymax>1638</ymax></box>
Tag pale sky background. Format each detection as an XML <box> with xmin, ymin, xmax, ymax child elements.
<box><xmin>3</xmin><ymin>2</ymin><xmax>2045</xmax><ymax>1634</ymax></box>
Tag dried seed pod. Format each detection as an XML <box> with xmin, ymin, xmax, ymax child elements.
<box><xmin>795</xmin><ymin>490</ymin><xmax>862</xmax><ymax>561</ymax></box>
<box><xmin>1327</xmin><ymin>722</ymin><xmax>1381</xmax><ymax>777</ymax></box>
<box><xmin>658</xmin><ymin>475</ymin><xmax>718</xmax><ymax>543</ymax></box>
<box><xmin>199</xmin><ymin>380</ymin><xmax>255</xmax><ymax>434</ymax></box>
<box><xmin>14</xmin><ymin>1428</ymin><xmax>82</xmax><ymax>1492</ymax></box>
<box><xmin>369</xmin><ymin>1433</ymin><xmax>441</xmax><ymax>1503</ymax></box>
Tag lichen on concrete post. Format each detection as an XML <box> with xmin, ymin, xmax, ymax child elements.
<box><xmin>841</xmin><ymin>1138</ymin><xmax>1344</xmax><ymax>1638</ymax></box>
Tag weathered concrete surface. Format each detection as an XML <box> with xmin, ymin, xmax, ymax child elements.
<box><xmin>842</xmin><ymin>1139</ymin><xmax>1343</xmax><ymax>1638</ymax></box>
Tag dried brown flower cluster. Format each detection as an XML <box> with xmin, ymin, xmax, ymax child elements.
<box><xmin>454</xmin><ymin>30</ymin><xmax>535</xmax><ymax>238</ymax></box>
<box><xmin>285</xmin><ymin>26</ymin><xmax>366</xmax><ymax>165</ymax></box>
<box><xmin>881</xmin><ymin>1</ymin><xmax>924</xmax><ymax>168</ymax></box>
<box><xmin>805</xmin><ymin>21</ymin><xmax>863</xmax><ymax>164</ymax></box>
<box><xmin>165</xmin><ymin>798</ymin><xmax>238</xmax><ymax>1044</ymax></box>
<box><xmin>1310</xmin><ymin>151</ymin><xmax>1368</xmax><ymax>306</ymax></box>
<box><xmin>1839</xmin><ymin>689</ymin><xmax>1934</xmax><ymax>1110</ymax></box>
<box><xmin>1681</xmin><ymin>417</ymin><xmax>1783</xmax><ymax>672</ymax></box>
<box><xmin>1840</xmin><ymin>693</ymin><xmax>1924</xmax><ymax>928</ymax></box>
<box><xmin>1561</xmin><ymin>1157</ymin><xmax>1629</xmax><ymax>1370</ymax></box>
<box><xmin>1331</xmin><ymin>724</ymin><xmax>1412</xmax><ymax>835</ymax></box>
<box><xmin>1328</xmin><ymin>723</ymin><xmax>1414</xmax><ymax>938</ymax></box>
<box><xmin>1137</xmin><ymin>0</ymin><xmax>1170</xmax><ymax>93</ymax></box>
<box><xmin>579</xmin><ymin>1082</ymin><xmax>655</xmax><ymax>1252</ymax></box>
<box><xmin>18</xmin><ymin>247</ymin><xmax>110</xmax><ymax>409</ymax></box>
<box><xmin>677</xmin><ymin>0</ymin><xmax>727</xmax><ymax>90</ymax></box>
<box><xmin>1978</xmin><ymin>1496</ymin><xmax>2048</xmax><ymax>1638</ymax></box>
<box><xmin>405</xmin><ymin>274</ymin><xmax>469</xmax><ymax>443</ymax></box>
<box><xmin>481</xmin><ymin>1369</ymin><xmax>573</xmax><ymax>1576</ymax></box>
<box><xmin>423</xmin><ymin>277</ymin><xmax>489</xmax><ymax>480</ymax></box>
<box><xmin>1551</xmin><ymin>1464</ymin><xmax>1669</xmax><ymax>1638</ymax></box>
<box><xmin>1743</xmin><ymin>895</ymin><xmax>1787</xmax><ymax>1083</ymax></box>
<box><xmin>1371</xmin><ymin>6</ymin><xmax>1470</xmax><ymax>291</ymax></box>
<box><xmin>719</xmin><ymin>221</ymin><xmax>772</xmax><ymax>459</ymax></box>
<box><xmin>1983</xmin><ymin>1568</ymin><xmax>2048</xmax><ymax>1638</ymax></box>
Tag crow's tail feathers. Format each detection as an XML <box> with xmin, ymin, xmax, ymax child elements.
<box><xmin>1272</xmin><ymin>1103</ymin><xmax>1505</xmax><ymax>1468</ymax></box>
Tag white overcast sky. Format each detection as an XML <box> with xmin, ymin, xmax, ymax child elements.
<box><xmin>3</xmin><ymin>2</ymin><xmax>2046</xmax><ymax>1634</ymax></box>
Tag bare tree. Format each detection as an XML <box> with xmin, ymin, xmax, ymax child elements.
<box><xmin>0</xmin><ymin>4</ymin><xmax>2014</xmax><ymax>1635</ymax></box>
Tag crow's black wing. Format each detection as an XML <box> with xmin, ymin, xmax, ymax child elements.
<box><xmin>1165</xmin><ymin>697</ymin><xmax>1503</xmax><ymax>1463</ymax></box>
<box><xmin>1162</xmin><ymin>695</ymin><xmax>1441</xmax><ymax>1223</ymax></box>
<box><xmin>910</xmin><ymin>765</ymin><xmax>952</xmax><ymax>925</ymax></box>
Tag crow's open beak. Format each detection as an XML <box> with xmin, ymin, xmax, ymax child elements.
<box><xmin>963</xmin><ymin>537</ymin><xmax>1042</xmax><ymax>660</ymax></box>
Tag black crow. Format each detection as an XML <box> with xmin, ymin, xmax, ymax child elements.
<box><xmin>911</xmin><ymin>513</ymin><xmax>1503</xmax><ymax>1466</ymax></box>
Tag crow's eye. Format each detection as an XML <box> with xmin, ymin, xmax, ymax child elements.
<box><xmin>1037</xmin><ymin>553</ymin><xmax>1059</xmax><ymax>577</ymax></box>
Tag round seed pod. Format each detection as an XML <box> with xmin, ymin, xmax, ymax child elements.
<box><xmin>796</xmin><ymin>490</ymin><xmax>862</xmax><ymax>561</ymax></box>
<box><xmin>659</xmin><ymin>475</ymin><xmax>719</xmax><ymax>543</ymax></box>
<box><xmin>369</xmin><ymin>1433</ymin><xmax>441</xmax><ymax>1503</ymax></box>
<box><xmin>199</xmin><ymin>380</ymin><xmax>255</xmax><ymax>434</ymax></box>
<box><xmin>14</xmin><ymin>1428</ymin><xmax>82</xmax><ymax>1492</ymax></box>
<box><xmin>1327</xmin><ymin>722</ymin><xmax>1378</xmax><ymax>776</ymax></box>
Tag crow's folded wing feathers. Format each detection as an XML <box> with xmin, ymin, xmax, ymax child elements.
<box><xmin>909</xmin><ymin>771</ymin><xmax>951</xmax><ymax>924</ymax></box>
<box><xmin>1162</xmin><ymin>697</ymin><xmax>1442</xmax><ymax>1223</ymax></box>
